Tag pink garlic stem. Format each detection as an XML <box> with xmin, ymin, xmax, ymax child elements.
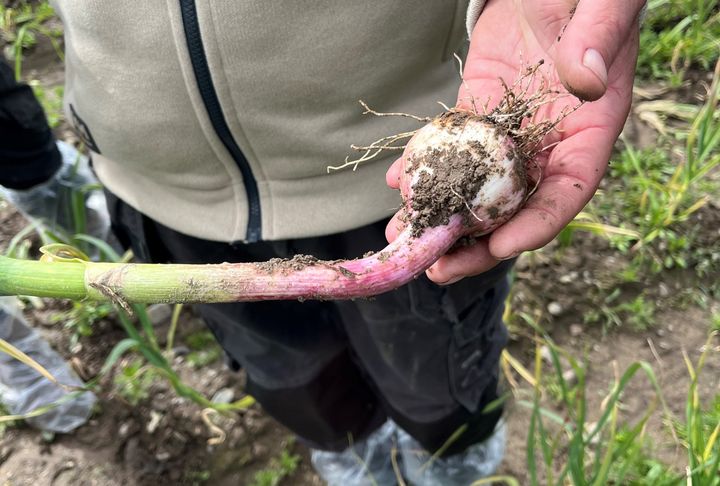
<box><xmin>92</xmin><ymin>215</ymin><xmax>466</xmax><ymax>302</ymax></box>
<box><xmin>227</xmin><ymin>214</ymin><xmax>466</xmax><ymax>301</ymax></box>
<box><xmin>0</xmin><ymin>216</ymin><xmax>466</xmax><ymax>304</ymax></box>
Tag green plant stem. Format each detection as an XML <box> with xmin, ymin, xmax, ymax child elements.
<box><xmin>0</xmin><ymin>256</ymin><xmax>238</xmax><ymax>303</ymax></box>
<box><xmin>165</xmin><ymin>304</ymin><xmax>183</xmax><ymax>353</ymax></box>
<box><xmin>0</xmin><ymin>255</ymin><xmax>87</xmax><ymax>300</ymax></box>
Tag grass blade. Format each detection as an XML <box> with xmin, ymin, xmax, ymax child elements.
<box><xmin>0</xmin><ymin>337</ymin><xmax>61</xmax><ymax>388</ymax></box>
<box><xmin>99</xmin><ymin>338</ymin><xmax>139</xmax><ymax>376</ymax></box>
<box><xmin>469</xmin><ymin>476</ymin><xmax>520</xmax><ymax>486</ymax></box>
<box><xmin>73</xmin><ymin>234</ymin><xmax>122</xmax><ymax>263</ymax></box>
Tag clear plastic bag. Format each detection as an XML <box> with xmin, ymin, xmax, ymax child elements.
<box><xmin>311</xmin><ymin>420</ymin><xmax>400</xmax><ymax>486</ymax></box>
<box><xmin>0</xmin><ymin>140</ymin><xmax>111</xmax><ymax>242</ymax></box>
<box><xmin>0</xmin><ymin>297</ymin><xmax>97</xmax><ymax>433</ymax></box>
<box><xmin>0</xmin><ymin>141</ymin><xmax>105</xmax><ymax>433</ymax></box>
<box><xmin>396</xmin><ymin>419</ymin><xmax>507</xmax><ymax>486</ymax></box>
<box><xmin>311</xmin><ymin>418</ymin><xmax>506</xmax><ymax>485</ymax></box>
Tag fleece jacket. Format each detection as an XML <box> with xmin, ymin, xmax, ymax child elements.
<box><xmin>51</xmin><ymin>1</ymin><xmax>477</xmax><ymax>242</ymax></box>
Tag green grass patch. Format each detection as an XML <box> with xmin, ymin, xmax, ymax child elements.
<box><xmin>563</xmin><ymin>61</ymin><xmax>720</xmax><ymax>281</ymax></box>
<box><xmin>639</xmin><ymin>0</ymin><xmax>720</xmax><ymax>85</ymax></box>
<box><xmin>605</xmin><ymin>426</ymin><xmax>680</xmax><ymax>485</ymax></box>
<box><xmin>113</xmin><ymin>357</ymin><xmax>158</xmax><ymax>406</ymax></box>
<box><xmin>0</xmin><ymin>401</ymin><xmax>20</xmax><ymax>438</ymax></box>
<box><xmin>250</xmin><ymin>441</ymin><xmax>301</xmax><ymax>486</ymax></box>
<box><xmin>0</xmin><ymin>0</ymin><xmax>62</xmax><ymax>80</ymax></box>
<box><xmin>185</xmin><ymin>330</ymin><xmax>223</xmax><ymax>368</ymax></box>
<box><xmin>583</xmin><ymin>289</ymin><xmax>657</xmax><ymax>332</ymax></box>
<box><xmin>49</xmin><ymin>299</ymin><xmax>115</xmax><ymax>351</ymax></box>
<box><xmin>29</xmin><ymin>81</ymin><xmax>64</xmax><ymax>129</ymax></box>
<box><xmin>510</xmin><ymin>317</ymin><xmax>720</xmax><ymax>485</ymax></box>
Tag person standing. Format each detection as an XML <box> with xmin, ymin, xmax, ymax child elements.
<box><xmin>28</xmin><ymin>0</ymin><xmax>645</xmax><ymax>482</ymax></box>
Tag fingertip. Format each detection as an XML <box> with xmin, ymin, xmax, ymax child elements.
<box><xmin>386</xmin><ymin>158</ymin><xmax>403</xmax><ymax>188</ymax></box>
<box><xmin>553</xmin><ymin>1</ymin><xmax>643</xmax><ymax>102</ymax></box>
<box><xmin>425</xmin><ymin>240</ymin><xmax>499</xmax><ymax>284</ymax></box>
<box><xmin>487</xmin><ymin>207</ymin><xmax>558</xmax><ymax>260</ymax></box>
<box><xmin>384</xmin><ymin>211</ymin><xmax>404</xmax><ymax>243</ymax></box>
<box><xmin>425</xmin><ymin>261</ymin><xmax>462</xmax><ymax>285</ymax></box>
<box><xmin>384</xmin><ymin>223</ymin><xmax>397</xmax><ymax>243</ymax></box>
<box><xmin>487</xmin><ymin>234</ymin><xmax>521</xmax><ymax>262</ymax></box>
<box><xmin>557</xmin><ymin>48</ymin><xmax>608</xmax><ymax>102</ymax></box>
<box><xmin>494</xmin><ymin>248</ymin><xmax>522</xmax><ymax>262</ymax></box>
<box><xmin>583</xmin><ymin>49</ymin><xmax>609</xmax><ymax>88</ymax></box>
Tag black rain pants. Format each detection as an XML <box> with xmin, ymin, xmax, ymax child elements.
<box><xmin>107</xmin><ymin>191</ymin><xmax>510</xmax><ymax>456</ymax></box>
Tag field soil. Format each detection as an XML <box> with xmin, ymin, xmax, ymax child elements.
<box><xmin>1</xmin><ymin>32</ymin><xmax>719</xmax><ymax>486</ymax></box>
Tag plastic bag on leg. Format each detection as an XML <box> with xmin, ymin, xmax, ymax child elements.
<box><xmin>0</xmin><ymin>297</ymin><xmax>96</xmax><ymax>433</ymax></box>
<box><xmin>311</xmin><ymin>420</ymin><xmax>400</xmax><ymax>486</ymax></box>
<box><xmin>397</xmin><ymin>419</ymin><xmax>506</xmax><ymax>486</ymax></box>
<box><xmin>0</xmin><ymin>141</ymin><xmax>111</xmax><ymax>242</ymax></box>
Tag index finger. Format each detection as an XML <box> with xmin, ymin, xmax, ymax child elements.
<box><xmin>385</xmin><ymin>156</ymin><xmax>404</xmax><ymax>189</ymax></box>
<box><xmin>488</xmin><ymin>33</ymin><xmax>637</xmax><ymax>259</ymax></box>
<box><xmin>487</xmin><ymin>123</ymin><xmax>615</xmax><ymax>260</ymax></box>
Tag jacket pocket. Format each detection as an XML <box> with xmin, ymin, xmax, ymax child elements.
<box><xmin>447</xmin><ymin>277</ymin><xmax>510</xmax><ymax>412</ymax></box>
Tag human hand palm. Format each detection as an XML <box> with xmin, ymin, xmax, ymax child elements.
<box><xmin>387</xmin><ymin>0</ymin><xmax>644</xmax><ymax>284</ymax></box>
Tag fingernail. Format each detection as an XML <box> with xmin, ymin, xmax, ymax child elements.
<box><xmin>439</xmin><ymin>276</ymin><xmax>464</xmax><ymax>286</ymax></box>
<box><xmin>428</xmin><ymin>267</ymin><xmax>463</xmax><ymax>286</ymax></box>
<box><xmin>497</xmin><ymin>250</ymin><xmax>521</xmax><ymax>261</ymax></box>
<box><xmin>583</xmin><ymin>49</ymin><xmax>607</xmax><ymax>88</ymax></box>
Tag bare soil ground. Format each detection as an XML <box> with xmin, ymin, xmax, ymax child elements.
<box><xmin>497</xmin><ymin>166</ymin><xmax>720</xmax><ymax>480</ymax></box>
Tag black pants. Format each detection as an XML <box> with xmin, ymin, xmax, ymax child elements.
<box><xmin>107</xmin><ymin>191</ymin><xmax>510</xmax><ymax>456</ymax></box>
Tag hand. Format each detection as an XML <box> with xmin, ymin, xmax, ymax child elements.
<box><xmin>386</xmin><ymin>0</ymin><xmax>645</xmax><ymax>284</ymax></box>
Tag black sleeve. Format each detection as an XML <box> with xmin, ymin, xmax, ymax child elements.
<box><xmin>0</xmin><ymin>57</ymin><xmax>61</xmax><ymax>190</ymax></box>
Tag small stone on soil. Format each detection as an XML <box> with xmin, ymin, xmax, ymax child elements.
<box><xmin>118</xmin><ymin>421</ymin><xmax>135</xmax><ymax>439</ymax></box>
<box><xmin>562</xmin><ymin>369</ymin><xmax>578</xmax><ymax>387</ymax></box>
<box><xmin>515</xmin><ymin>253</ymin><xmax>531</xmax><ymax>271</ymax></box>
<box><xmin>123</xmin><ymin>437</ymin><xmax>141</xmax><ymax>465</ymax></box>
<box><xmin>547</xmin><ymin>301</ymin><xmax>563</xmax><ymax>316</ymax></box>
<box><xmin>147</xmin><ymin>304</ymin><xmax>173</xmax><ymax>325</ymax></box>
<box><xmin>252</xmin><ymin>443</ymin><xmax>268</xmax><ymax>457</ymax></box>
<box><xmin>211</xmin><ymin>388</ymin><xmax>235</xmax><ymax>405</ymax></box>
<box><xmin>155</xmin><ymin>450</ymin><xmax>171</xmax><ymax>462</ymax></box>
<box><xmin>146</xmin><ymin>411</ymin><xmax>163</xmax><ymax>434</ymax></box>
<box><xmin>539</xmin><ymin>345</ymin><xmax>553</xmax><ymax>365</ymax></box>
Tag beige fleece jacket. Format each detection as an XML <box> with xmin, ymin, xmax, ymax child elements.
<box><xmin>53</xmin><ymin>1</ymin><xmax>475</xmax><ymax>242</ymax></box>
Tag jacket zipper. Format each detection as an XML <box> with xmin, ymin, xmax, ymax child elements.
<box><xmin>179</xmin><ymin>0</ymin><xmax>262</xmax><ymax>242</ymax></box>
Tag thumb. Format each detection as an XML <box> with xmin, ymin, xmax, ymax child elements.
<box><xmin>555</xmin><ymin>0</ymin><xmax>645</xmax><ymax>101</ymax></box>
